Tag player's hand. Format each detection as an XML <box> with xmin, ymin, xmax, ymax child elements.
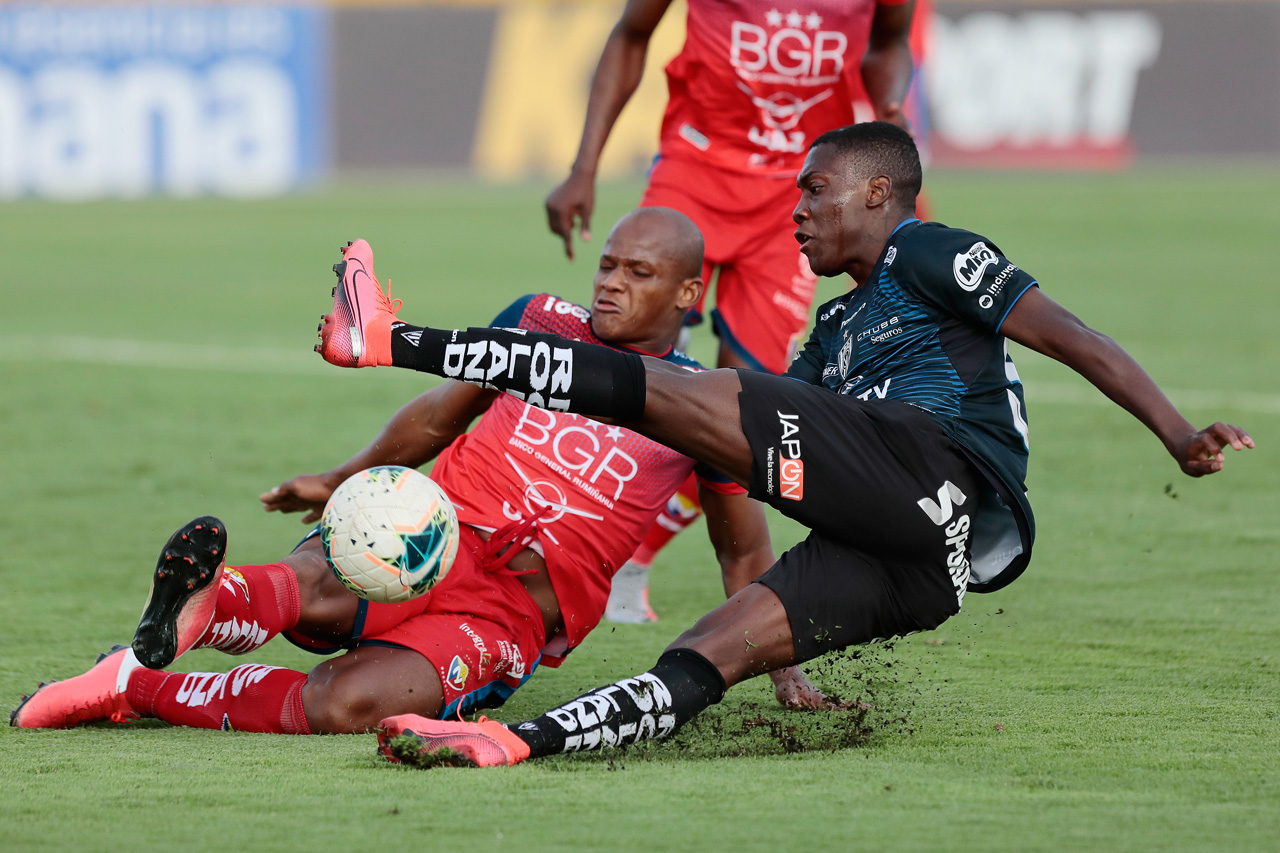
<box><xmin>1173</xmin><ymin>422</ymin><xmax>1254</xmax><ymax>477</ymax></box>
<box><xmin>876</xmin><ymin>102</ymin><xmax>913</xmax><ymax>135</ymax></box>
<box><xmin>259</xmin><ymin>473</ymin><xmax>340</xmax><ymax>523</ymax></box>
<box><xmin>545</xmin><ymin>170</ymin><xmax>595</xmax><ymax>261</ymax></box>
<box><xmin>769</xmin><ymin>666</ymin><xmax>851</xmax><ymax>711</ymax></box>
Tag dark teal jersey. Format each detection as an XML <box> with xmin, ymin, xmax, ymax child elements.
<box><xmin>787</xmin><ymin>219</ymin><xmax>1038</xmax><ymax>591</ymax></box>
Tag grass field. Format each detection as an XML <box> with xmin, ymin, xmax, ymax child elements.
<box><xmin>1</xmin><ymin>169</ymin><xmax>1277</xmax><ymax>851</ymax></box>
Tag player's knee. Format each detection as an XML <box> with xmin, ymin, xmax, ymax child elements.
<box><xmin>289</xmin><ymin>547</ymin><xmax>358</xmax><ymax>631</ymax></box>
<box><xmin>302</xmin><ymin>667</ymin><xmax>399</xmax><ymax>734</ymax></box>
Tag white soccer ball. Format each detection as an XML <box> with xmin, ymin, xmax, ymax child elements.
<box><xmin>320</xmin><ymin>466</ymin><xmax>460</xmax><ymax>604</ymax></box>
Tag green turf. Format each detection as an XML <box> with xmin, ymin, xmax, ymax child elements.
<box><xmin>1</xmin><ymin>169</ymin><xmax>1277</xmax><ymax>851</ymax></box>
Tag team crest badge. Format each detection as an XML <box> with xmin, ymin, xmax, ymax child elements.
<box><xmin>445</xmin><ymin>655</ymin><xmax>469</xmax><ymax>691</ymax></box>
<box><xmin>838</xmin><ymin>335</ymin><xmax>853</xmax><ymax>380</ymax></box>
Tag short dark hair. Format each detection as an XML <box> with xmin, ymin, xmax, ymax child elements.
<box><xmin>810</xmin><ymin>122</ymin><xmax>922</xmax><ymax>208</ymax></box>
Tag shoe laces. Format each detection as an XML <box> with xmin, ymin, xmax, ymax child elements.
<box><xmin>381</xmin><ymin>278</ymin><xmax>403</xmax><ymax>316</ymax></box>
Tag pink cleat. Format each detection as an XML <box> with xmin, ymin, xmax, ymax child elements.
<box><xmin>132</xmin><ymin>516</ymin><xmax>226</xmax><ymax>669</ymax></box>
<box><xmin>377</xmin><ymin>714</ymin><xmax>532</xmax><ymax>768</ymax></box>
<box><xmin>315</xmin><ymin>239</ymin><xmax>401</xmax><ymax>368</ymax></box>
<box><xmin>10</xmin><ymin>646</ymin><xmax>142</xmax><ymax>729</ymax></box>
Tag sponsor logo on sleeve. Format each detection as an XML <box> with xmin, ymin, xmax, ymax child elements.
<box><xmin>953</xmin><ymin>242</ymin><xmax>998</xmax><ymax>291</ymax></box>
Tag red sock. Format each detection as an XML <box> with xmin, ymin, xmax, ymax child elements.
<box><xmin>128</xmin><ymin>664</ymin><xmax>311</xmax><ymax>734</ymax></box>
<box><xmin>630</xmin><ymin>474</ymin><xmax>703</xmax><ymax>567</ymax></box>
<box><xmin>196</xmin><ymin>563</ymin><xmax>301</xmax><ymax>655</ymax></box>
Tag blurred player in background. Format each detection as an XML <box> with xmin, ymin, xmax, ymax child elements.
<box><xmin>11</xmin><ymin>209</ymin><xmax>835</xmax><ymax>736</ymax></box>
<box><xmin>545</xmin><ymin>0</ymin><xmax>921</xmax><ymax>622</ymax></box>
<box><xmin>311</xmin><ymin>122</ymin><xmax>1251</xmax><ymax>767</ymax></box>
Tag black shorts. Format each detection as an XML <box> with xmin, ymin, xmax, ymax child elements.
<box><xmin>737</xmin><ymin>370</ymin><xmax>985</xmax><ymax>661</ymax></box>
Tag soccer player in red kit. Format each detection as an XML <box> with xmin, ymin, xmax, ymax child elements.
<box><xmin>546</xmin><ymin>0</ymin><xmax>918</xmax><ymax>621</ymax></box>
<box><xmin>547</xmin><ymin>0</ymin><xmax>916</xmax><ymax>373</ymax></box>
<box><xmin>12</xmin><ymin>209</ymin><xmax>832</xmax><ymax>735</ymax></box>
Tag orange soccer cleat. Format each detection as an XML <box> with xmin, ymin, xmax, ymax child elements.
<box><xmin>10</xmin><ymin>646</ymin><xmax>142</xmax><ymax>729</ymax></box>
<box><xmin>377</xmin><ymin>713</ymin><xmax>532</xmax><ymax>768</ymax></box>
<box><xmin>132</xmin><ymin>516</ymin><xmax>226</xmax><ymax>669</ymax></box>
<box><xmin>315</xmin><ymin>239</ymin><xmax>401</xmax><ymax>368</ymax></box>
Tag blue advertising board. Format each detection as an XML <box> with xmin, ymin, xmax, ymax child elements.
<box><xmin>0</xmin><ymin>4</ymin><xmax>327</xmax><ymax>198</ymax></box>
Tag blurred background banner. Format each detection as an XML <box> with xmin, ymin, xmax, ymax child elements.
<box><xmin>0</xmin><ymin>3</ymin><xmax>328</xmax><ymax>199</ymax></box>
<box><xmin>2</xmin><ymin>0</ymin><xmax>1278</xmax><ymax>198</ymax></box>
<box><xmin>928</xmin><ymin>2</ymin><xmax>1280</xmax><ymax>168</ymax></box>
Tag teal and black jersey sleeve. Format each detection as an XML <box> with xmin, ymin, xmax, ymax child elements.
<box><xmin>892</xmin><ymin>225</ymin><xmax>1038</xmax><ymax>334</ymax></box>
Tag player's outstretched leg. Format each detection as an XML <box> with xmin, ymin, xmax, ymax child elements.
<box><xmin>11</xmin><ymin>646</ymin><xmax>142</xmax><ymax>728</ymax></box>
<box><xmin>10</xmin><ymin>644</ymin><xmax>311</xmax><ymax>733</ymax></box>
<box><xmin>376</xmin><ymin>648</ymin><xmax>727</xmax><ymax>768</ymax></box>
<box><xmin>132</xmin><ymin>516</ymin><xmax>226</xmax><ymax>669</ymax></box>
<box><xmin>314</xmin><ymin>239</ymin><xmax>753</xmax><ymax>481</ymax></box>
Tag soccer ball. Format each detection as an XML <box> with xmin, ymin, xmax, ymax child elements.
<box><xmin>320</xmin><ymin>466</ymin><xmax>460</xmax><ymax>604</ymax></box>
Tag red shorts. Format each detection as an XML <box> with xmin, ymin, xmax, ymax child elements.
<box><xmin>641</xmin><ymin>154</ymin><xmax>818</xmax><ymax>373</ymax></box>
<box><xmin>363</xmin><ymin>525</ymin><xmax>547</xmax><ymax>718</ymax></box>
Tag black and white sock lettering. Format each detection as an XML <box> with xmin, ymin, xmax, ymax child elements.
<box><xmin>389</xmin><ymin>323</ymin><xmax>646</xmax><ymax>420</ymax></box>
<box><xmin>509</xmin><ymin>648</ymin><xmax>727</xmax><ymax>758</ymax></box>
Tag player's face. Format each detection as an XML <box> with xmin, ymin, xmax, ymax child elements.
<box><xmin>590</xmin><ymin>222</ymin><xmax>689</xmax><ymax>352</ymax></box>
<box><xmin>792</xmin><ymin>145</ymin><xmax>865</xmax><ymax>277</ymax></box>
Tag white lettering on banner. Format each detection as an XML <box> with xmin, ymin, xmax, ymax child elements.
<box><xmin>0</xmin><ymin>7</ymin><xmax>294</xmax><ymax>60</ymax></box>
<box><xmin>0</xmin><ymin>59</ymin><xmax>299</xmax><ymax>199</ymax></box>
<box><xmin>928</xmin><ymin>11</ymin><xmax>1161</xmax><ymax>149</ymax></box>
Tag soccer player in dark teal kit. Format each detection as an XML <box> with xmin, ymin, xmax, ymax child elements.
<box><xmin>315</xmin><ymin>122</ymin><xmax>1253</xmax><ymax>767</ymax></box>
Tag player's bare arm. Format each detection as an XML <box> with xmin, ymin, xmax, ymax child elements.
<box><xmin>1000</xmin><ymin>287</ymin><xmax>1253</xmax><ymax>476</ymax></box>
<box><xmin>861</xmin><ymin>0</ymin><xmax>916</xmax><ymax>130</ymax></box>
<box><xmin>545</xmin><ymin>0</ymin><xmax>674</xmax><ymax>259</ymax></box>
<box><xmin>260</xmin><ymin>380</ymin><xmax>498</xmax><ymax>521</ymax></box>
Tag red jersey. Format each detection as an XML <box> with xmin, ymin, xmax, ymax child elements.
<box><xmin>429</xmin><ymin>294</ymin><xmax>743</xmax><ymax>665</ymax></box>
<box><xmin>659</xmin><ymin>0</ymin><xmax>906</xmax><ymax>175</ymax></box>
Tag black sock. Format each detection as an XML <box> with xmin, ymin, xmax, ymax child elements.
<box><xmin>388</xmin><ymin>323</ymin><xmax>646</xmax><ymax>420</ymax></box>
<box><xmin>509</xmin><ymin>648</ymin><xmax>727</xmax><ymax>758</ymax></box>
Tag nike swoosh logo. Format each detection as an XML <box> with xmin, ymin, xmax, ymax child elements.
<box><xmin>347</xmin><ymin>264</ymin><xmax>369</xmax><ymax>359</ymax></box>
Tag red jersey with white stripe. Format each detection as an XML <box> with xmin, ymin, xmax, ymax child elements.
<box><xmin>429</xmin><ymin>294</ymin><xmax>743</xmax><ymax>664</ymax></box>
<box><xmin>659</xmin><ymin>0</ymin><xmax>906</xmax><ymax>175</ymax></box>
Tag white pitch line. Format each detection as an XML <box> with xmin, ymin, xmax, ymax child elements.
<box><xmin>1</xmin><ymin>334</ymin><xmax>332</xmax><ymax>377</ymax></box>
<box><xmin>1</xmin><ymin>335</ymin><xmax>1278</xmax><ymax>414</ymax></box>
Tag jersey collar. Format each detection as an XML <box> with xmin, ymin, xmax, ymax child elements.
<box><xmin>891</xmin><ymin>217</ymin><xmax>921</xmax><ymax>237</ymax></box>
